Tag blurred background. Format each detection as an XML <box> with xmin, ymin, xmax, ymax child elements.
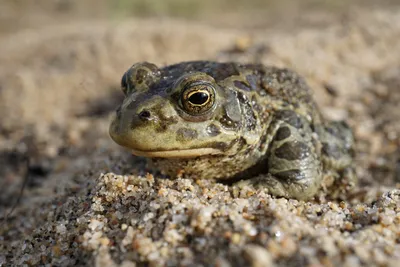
<box><xmin>1</xmin><ymin>0</ymin><xmax>399</xmax><ymax>33</ymax></box>
<box><xmin>1</xmin><ymin>0</ymin><xmax>400</xmax><ymax>265</ymax></box>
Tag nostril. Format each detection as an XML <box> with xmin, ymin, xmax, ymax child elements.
<box><xmin>138</xmin><ymin>110</ymin><xmax>151</xmax><ymax>121</ymax></box>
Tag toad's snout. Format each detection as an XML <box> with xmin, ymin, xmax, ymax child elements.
<box><xmin>109</xmin><ymin>100</ymin><xmax>177</xmax><ymax>152</ymax></box>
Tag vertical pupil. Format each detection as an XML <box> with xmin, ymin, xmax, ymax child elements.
<box><xmin>189</xmin><ymin>92</ymin><xmax>209</xmax><ymax>105</ymax></box>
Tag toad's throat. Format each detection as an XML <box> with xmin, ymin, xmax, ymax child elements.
<box><xmin>131</xmin><ymin>147</ymin><xmax>222</xmax><ymax>158</ymax></box>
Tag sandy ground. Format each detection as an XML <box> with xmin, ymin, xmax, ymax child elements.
<box><xmin>0</xmin><ymin>4</ymin><xmax>400</xmax><ymax>267</ymax></box>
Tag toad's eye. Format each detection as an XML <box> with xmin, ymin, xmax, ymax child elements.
<box><xmin>181</xmin><ymin>83</ymin><xmax>215</xmax><ymax>115</ymax></box>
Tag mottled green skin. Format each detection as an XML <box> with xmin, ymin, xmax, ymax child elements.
<box><xmin>110</xmin><ymin>61</ymin><xmax>356</xmax><ymax>200</ymax></box>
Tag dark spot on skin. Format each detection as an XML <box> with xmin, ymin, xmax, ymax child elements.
<box><xmin>209</xmin><ymin>138</ymin><xmax>244</xmax><ymax>152</ymax></box>
<box><xmin>274</xmin><ymin>169</ymin><xmax>306</xmax><ymax>181</ymax></box>
<box><xmin>234</xmin><ymin>80</ymin><xmax>251</xmax><ymax>91</ymax></box>
<box><xmin>274</xmin><ymin>141</ymin><xmax>310</xmax><ymax>161</ymax></box>
<box><xmin>246</xmin><ymin>75</ymin><xmax>258</xmax><ymax>91</ymax></box>
<box><xmin>220</xmin><ymin>115</ymin><xmax>238</xmax><ymax>129</ymax></box>
<box><xmin>176</xmin><ymin>128</ymin><xmax>198</xmax><ymax>142</ymax></box>
<box><xmin>321</xmin><ymin>143</ymin><xmax>342</xmax><ymax>159</ymax></box>
<box><xmin>275</xmin><ymin>110</ymin><xmax>303</xmax><ymax>129</ymax></box>
<box><xmin>136</xmin><ymin>68</ymin><xmax>147</xmax><ymax>84</ymax></box>
<box><xmin>206</xmin><ymin>124</ymin><xmax>221</xmax><ymax>136</ymax></box>
<box><xmin>274</xmin><ymin>126</ymin><xmax>291</xmax><ymax>141</ymax></box>
<box><xmin>210</xmin><ymin>142</ymin><xmax>229</xmax><ymax>151</ymax></box>
<box><xmin>237</xmin><ymin>91</ymin><xmax>248</xmax><ymax>103</ymax></box>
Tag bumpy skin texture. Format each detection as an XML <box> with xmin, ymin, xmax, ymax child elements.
<box><xmin>109</xmin><ymin>61</ymin><xmax>356</xmax><ymax>200</ymax></box>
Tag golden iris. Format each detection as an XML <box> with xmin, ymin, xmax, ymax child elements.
<box><xmin>181</xmin><ymin>83</ymin><xmax>215</xmax><ymax>115</ymax></box>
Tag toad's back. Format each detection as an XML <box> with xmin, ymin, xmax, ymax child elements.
<box><xmin>110</xmin><ymin>61</ymin><xmax>356</xmax><ymax>200</ymax></box>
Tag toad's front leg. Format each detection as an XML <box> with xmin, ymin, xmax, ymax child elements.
<box><xmin>235</xmin><ymin>110</ymin><xmax>323</xmax><ymax>200</ymax></box>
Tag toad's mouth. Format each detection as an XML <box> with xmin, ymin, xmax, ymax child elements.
<box><xmin>131</xmin><ymin>147</ymin><xmax>222</xmax><ymax>158</ymax></box>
